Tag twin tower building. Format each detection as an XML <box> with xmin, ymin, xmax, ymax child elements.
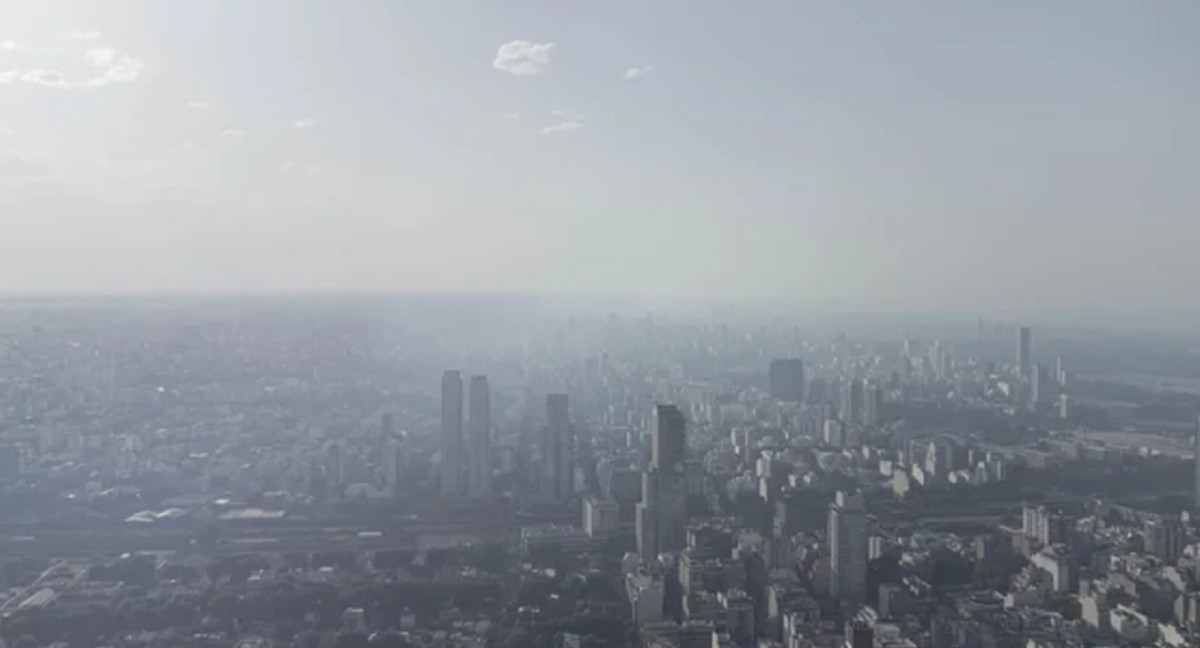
<box><xmin>439</xmin><ymin>370</ymin><xmax>574</xmax><ymax>500</ymax></box>
<box><xmin>440</xmin><ymin>371</ymin><xmax>492</xmax><ymax>499</ymax></box>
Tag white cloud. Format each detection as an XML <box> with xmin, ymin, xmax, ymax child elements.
<box><xmin>0</xmin><ymin>148</ymin><xmax>53</xmax><ymax>177</ymax></box>
<box><xmin>85</xmin><ymin>47</ymin><xmax>116</xmax><ymax>67</ymax></box>
<box><xmin>220</xmin><ymin>129</ymin><xmax>246</xmax><ymax>139</ymax></box>
<box><xmin>624</xmin><ymin>65</ymin><xmax>653</xmax><ymax>81</ymax></box>
<box><xmin>293</xmin><ymin>118</ymin><xmax>317</xmax><ymax>130</ymax></box>
<box><xmin>1</xmin><ymin>40</ymin><xmax>22</xmax><ymax>52</ymax></box>
<box><xmin>83</xmin><ymin>56</ymin><xmax>143</xmax><ymax>87</ymax></box>
<box><xmin>81</xmin><ymin>48</ymin><xmax>143</xmax><ymax>87</ymax></box>
<box><xmin>187</xmin><ymin>100</ymin><xmax>213</xmax><ymax>110</ymax></box>
<box><xmin>0</xmin><ymin>42</ymin><xmax>143</xmax><ymax>89</ymax></box>
<box><xmin>551</xmin><ymin>109</ymin><xmax>565</xmax><ymax>117</ymax></box>
<box><xmin>21</xmin><ymin>69</ymin><xmax>68</xmax><ymax>88</ymax></box>
<box><xmin>0</xmin><ymin>128</ymin><xmax>14</xmax><ymax>138</ymax></box>
<box><xmin>64</xmin><ymin>31</ymin><xmax>101</xmax><ymax>41</ymax></box>
<box><xmin>542</xmin><ymin>121</ymin><xmax>583</xmax><ymax>135</ymax></box>
<box><xmin>493</xmin><ymin>40</ymin><xmax>555</xmax><ymax>76</ymax></box>
<box><xmin>503</xmin><ymin>113</ymin><xmax>521</xmax><ymax>120</ymax></box>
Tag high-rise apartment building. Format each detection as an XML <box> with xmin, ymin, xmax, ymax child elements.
<box><xmin>325</xmin><ymin>441</ymin><xmax>345</xmax><ymax>500</ymax></box>
<box><xmin>440</xmin><ymin>370</ymin><xmax>465</xmax><ymax>497</ymax></box>
<box><xmin>1031</xmin><ymin>364</ymin><xmax>1049</xmax><ymax>408</ymax></box>
<box><xmin>637</xmin><ymin>404</ymin><xmax>688</xmax><ymax>561</ymax></box>
<box><xmin>467</xmin><ymin>375</ymin><xmax>491</xmax><ymax>498</ymax></box>
<box><xmin>863</xmin><ymin>383</ymin><xmax>883</xmax><ymax>426</ymax></box>
<box><xmin>542</xmin><ymin>394</ymin><xmax>573</xmax><ymax>499</ymax></box>
<box><xmin>828</xmin><ymin>491</ymin><xmax>868</xmax><ymax>607</ymax></box>
<box><xmin>841</xmin><ymin>379</ymin><xmax>864</xmax><ymax>426</ymax></box>
<box><xmin>1017</xmin><ymin>327</ymin><xmax>1032</xmax><ymax>379</ymax></box>
<box><xmin>1194</xmin><ymin>416</ymin><xmax>1200</xmax><ymax>511</ymax></box>
<box><xmin>768</xmin><ymin>359</ymin><xmax>806</xmax><ymax>402</ymax></box>
<box><xmin>383</xmin><ymin>439</ymin><xmax>404</xmax><ymax>497</ymax></box>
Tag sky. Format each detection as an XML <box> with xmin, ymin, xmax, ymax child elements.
<box><xmin>0</xmin><ymin>1</ymin><xmax>1196</xmax><ymax>312</ymax></box>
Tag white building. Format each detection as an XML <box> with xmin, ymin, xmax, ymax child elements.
<box><xmin>583</xmin><ymin>496</ymin><xmax>620</xmax><ymax>537</ymax></box>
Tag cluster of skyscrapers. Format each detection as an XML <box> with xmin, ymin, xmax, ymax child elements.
<box><xmin>440</xmin><ymin>370</ymin><xmax>491</xmax><ymax>499</ymax></box>
<box><xmin>440</xmin><ymin>370</ymin><xmax>576</xmax><ymax>501</ymax></box>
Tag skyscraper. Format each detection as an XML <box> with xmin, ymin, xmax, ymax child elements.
<box><xmin>542</xmin><ymin>394</ymin><xmax>573</xmax><ymax>500</ymax></box>
<box><xmin>1193</xmin><ymin>416</ymin><xmax>1200</xmax><ymax>511</ymax></box>
<box><xmin>1017</xmin><ymin>327</ymin><xmax>1032</xmax><ymax>379</ymax></box>
<box><xmin>841</xmin><ymin>379</ymin><xmax>864</xmax><ymax>426</ymax></box>
<box><xmin>467</xmin><ymin>375</ymin><xmax>491</xmax><ymax>498</ymax></box>
<box><xmin>768</xmin><ymin>359</ymin><xmax>805</xmax><ymax>402</ymax></box>
<box><xmin>325</xmin><ymin>441</ymin><xmax>345</xmax><ymax>500</ymax></box>
<box><xmin>1030</xmin><ymin>364</ymin><xmax>1047</xmax><ymax>408</ymax></box>
<box><xmin>383</xmin><ymin>439</ymin><xmax>404</xmax><ymax>497</ymax></box>
<box><xmin>637</xmin><ymin>404</ymin><xmax>688</xmax><ymax>561</ymax></box>
<box><xmin>652</xmin><ymin>404</ymin><xmax>686</xmax><ymax>473</ymax></box>
<box><xmin>863</xmin><ymin>383</ymin><xmax>883</xmax><ymax>427</ymax></box>
<box><xmin>440</xmin><ymin>370</ymin><xmax>464</xmax><ymax>498</ymax></box>
<box><xmin>828</xmin><ymin>491</ymin><xmax>868</xmax><ymax>607</ymax></box>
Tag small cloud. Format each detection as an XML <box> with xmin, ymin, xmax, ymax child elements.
<box><xmin>21</xmin><ymin>69</ymin><xmax>68</xmax><ymax>88</ymax></box>
<box><xmin>64</xmin><ymin>31</ymin><xmax>101</xmax><ymax>41</ymax></box>
<box><xmin>293</xmin><ymin>118</ymin><xmax>317</xmax><ymax>130</ymax></box>
<box><xmin>82</xmin><ymin>53</ymin><xmax>144</xmax><ymax>87</ymax></box>
<box><xmin>187</xmin><ymin>100</ymin><xmax>213</xmax><ymax>110</ymax></box>
<box><xmin>624</xmin><ymin>65</ymin><xmax>653</xmax><ymax>81</ymax></box>
<box><xmin>85</xmin><ymin>47</ymin><xmax>116</xmax><ymax>67</ymax></box>
<box><xmin>0</xmin><ymin>149</ymin><xmax>53</xmax><ymax>177</ymax></box>
<box><xmin>220</xmin><ymin>129</ymin><xmax>246</xmax><ymax>139</ymax></box>
<box><xmin>0</xmin><ymin>45</ymin><xmax>143</xmax><ymax>89</ymax></box>
<box><xmin>542</xmin><ymin>121</ymin><xmax>583</xmax><ymax>135</ymax></box>
<box><xmin>493</xmin><ymin>40</ymin><xmax>555</xmax><ymax>76</ymax></box>
<box><xmin>1</xmin><ymin>39</ymin><xmax>22</xmax><ymax>52</ymax></box>
<box><xmin>503</xmin><ymin>113</ymin><xmax>521</xmax><ymax>121</ymax></box>
<box><xmin>551</xmin><ymin>109</ymin><xmax>565</xmax><ymax>117</ymax></box>
<box><xmin>0</xmin><ymin>127</ymin><xmax>14</xmax><ymax>138</ymax></box>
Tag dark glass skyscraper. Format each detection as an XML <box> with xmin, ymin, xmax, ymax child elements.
<box><xmin>769</xmin><ymin>359</ymin><xmax>806</xmax><ymax>402</ymax></box>
<box><xmin>637</xmin><ymin>404</ymin><xmax>688</xmax><ymax>561</ymax></box>
<box><xmin>542</xmin><ymin>394</ymin><xmax>573</xmax><ymax>499</ymax></box>
<box><xmin>1017</xmin><ymin>326</ymin><xmax>1032</xmax><ymax>379</ymax></box>
<box><xmin>467</xmin><ymin>375</ymin><xmax>491</xmax><ymax>498</ymax></box>
<box><xmin>440</xmin><ymin>370</ymin><xmax>464</xmax><ymax>497</ymax></box>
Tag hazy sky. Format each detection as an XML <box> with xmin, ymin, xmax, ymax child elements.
<box><xmin>0</xmin><ymin>1</ymin><xmax>1196</xmax><ymax>310</ymax></box>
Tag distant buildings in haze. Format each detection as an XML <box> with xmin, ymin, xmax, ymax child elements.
<box><xmin>768</xmin><ymin>359</ymin><xmax>805</xmax><ymax>402</ymax></box>
<box><xmin>441</xmin><ymin>370</ymin><xmax>492</xmax><ymax>499</ymax></box>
